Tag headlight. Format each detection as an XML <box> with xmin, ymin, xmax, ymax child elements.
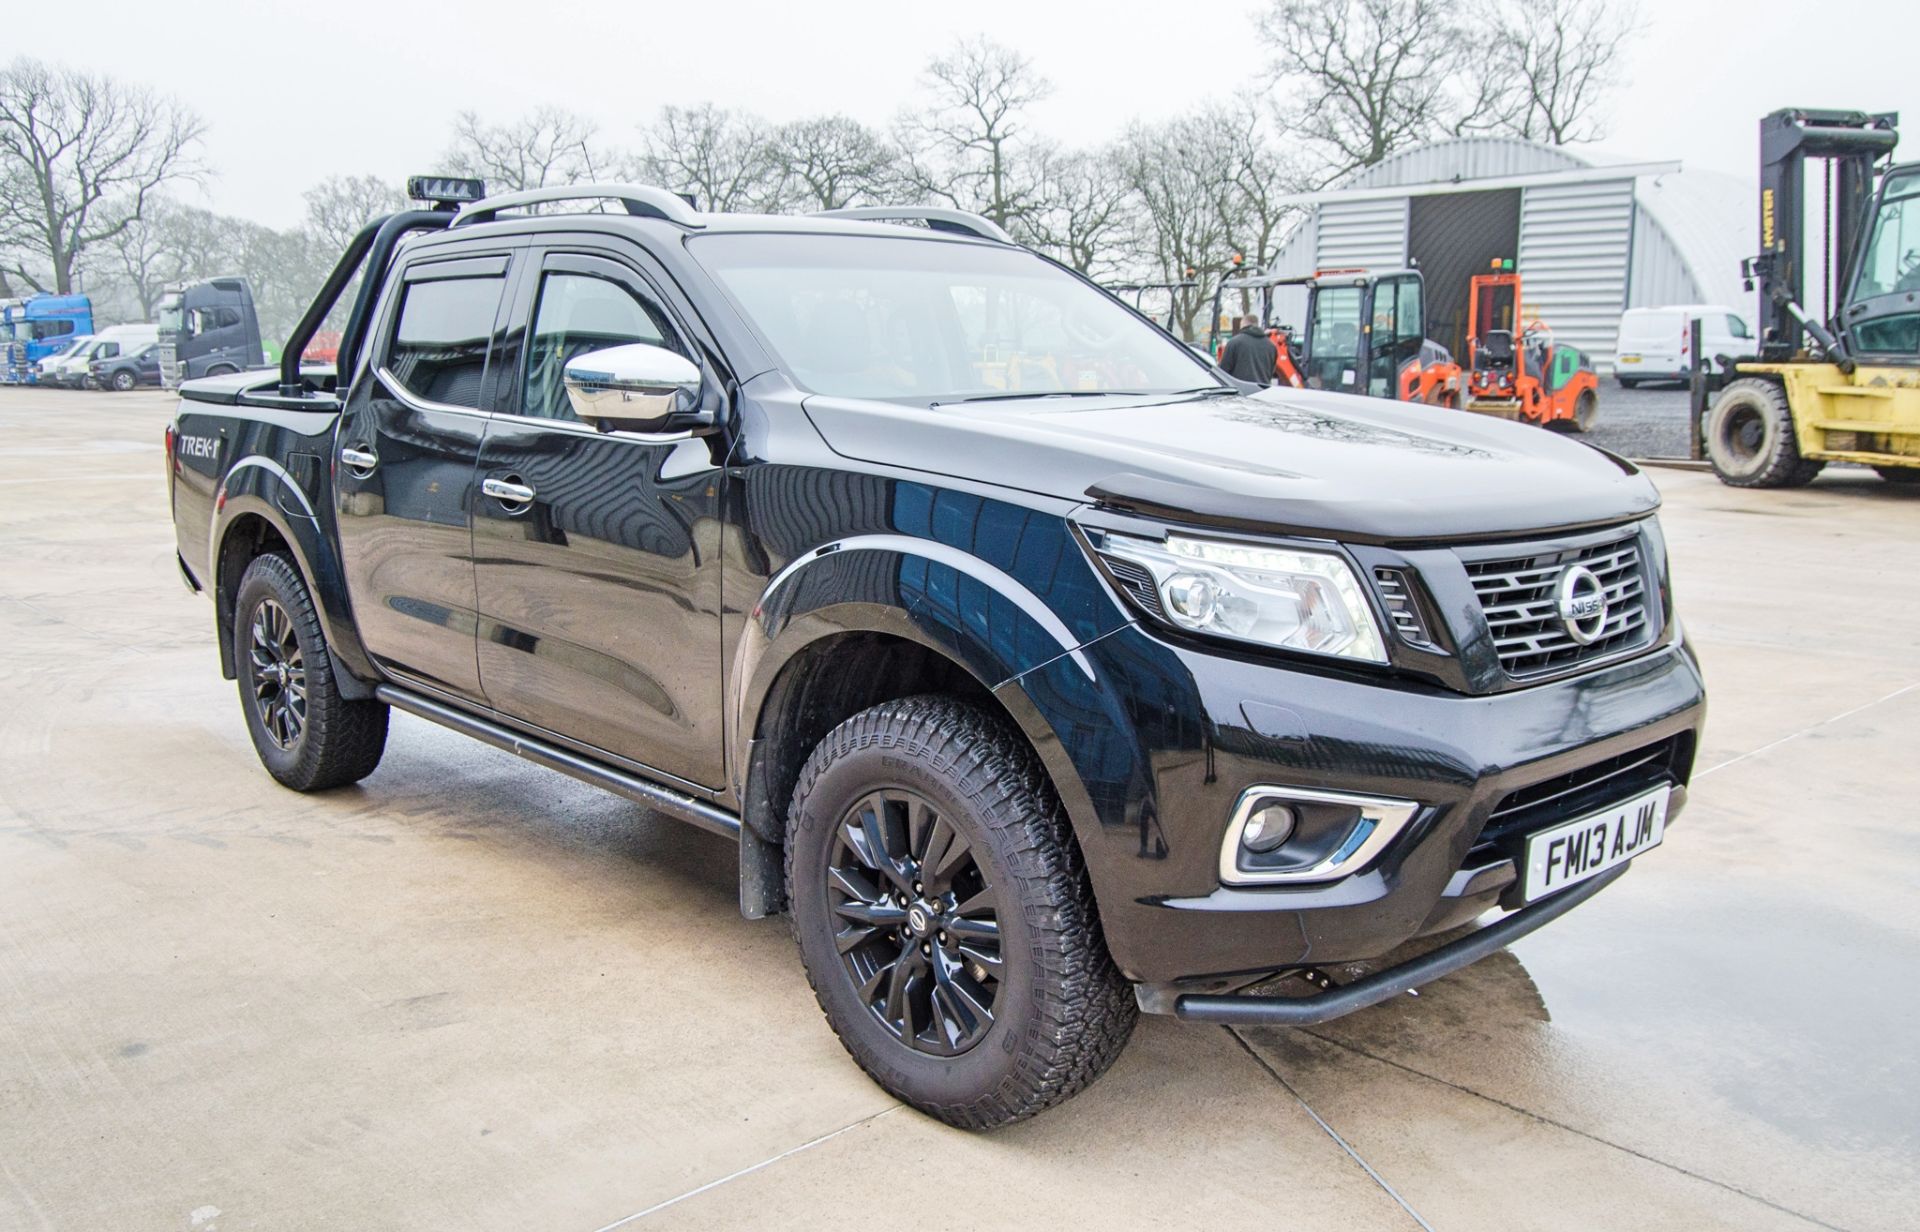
<box><xmin>1100</xmin><ymin>532</ymin><xmax>1387</xmax><ymax>663</ymax></box>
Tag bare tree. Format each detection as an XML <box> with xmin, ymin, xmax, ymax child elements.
<box><xmin>1255</xmin><ymin>0</ymin><xmax>1488</xmax><ymax>175</ymax></box>
<box><xmin>96</xmin><ymin>196</ymin><xmax>191</xmax><ymax>318</ymax></box>
<box><xmin>637</xmin><ymin>104</ymin><xmax>781</xmax><ymax>213</ymax></box>
<box><xmin>1119</xmin><ymin>114</ymin><xmax>1247</xmax><ymax>341</ymax></box>
<box><xmin>302</xmin><ymin>174</ymin><xmax>406</xmax><ymax>252</ymax></box>
<box><xmin>1483</xmin><ymin>0</ymin><xmax>1637</xmax><ymax>145</ymax></box>
<box><xmin>897</xmin><ymin>36</ymin><xmax>1051</xmax><ymax>229</ymax></box>
<box><xmin>0</xmin><ymin>58</ymin><xmax>203</xmax><ymax>293</ymax></box>
<box><xmin>1024</xmin><ymin>145</ymin><xmax>1134</xmax><ymax>277</ymax></box>
<box><xmin>441</xmin><ymin>106</ymin><xmax>614</xmax><ymax>193</ymax></box>
<box><xmin>767</xmin><ymin>115</ymin><xmax>898</xmax><ymax>212</ymax></box>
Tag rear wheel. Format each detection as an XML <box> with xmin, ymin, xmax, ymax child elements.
<box><xmin>234</xmin><ymin>553</ymin><xmax>388</xmax><ymax>791</ymax></box>
<box><xmin>1568</xmin><ymin>389</ymin><xmax>1598</xmax><ymax>433</ymax></box>
<box><xmin>1617</xmin><ymin>376</ymin><xmax>1640</xmax><ymax>389</ymax></box>
<box><xmin>787</xmin><ymin>695</ymin><xmax>1136</xmax><ymax>1129</ymax></box>
<box><xmin>1706</xmin><ymin>378</ymin><xmax>1823</xmax><ymax>488</ymax></box>
<box><xmin>1876</xmin><ymin>466</ymin><xmax>1920</xmax><ymax>485</ymax></box>
<box><xmin>205</xmin><ymin>363</ymin><xmax>239</xmax><ymax>378</ymax></box>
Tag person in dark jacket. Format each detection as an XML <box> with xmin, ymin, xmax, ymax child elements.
<box><xmin>1219</xmin><ymin>315</ymin><xmax>1278</xmax><ymax>385</ymax></box>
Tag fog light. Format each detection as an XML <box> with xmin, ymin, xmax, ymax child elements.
<box><xmin>1241</xmin><ymin>803</ymin><xmax>1296</xmax><ymax>853</ymax></box>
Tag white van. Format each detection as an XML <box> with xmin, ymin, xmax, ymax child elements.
<box><xmin>44</xmin><ymin>324</ymin><xmax>159</xmax><ymax>388</ymax></box>
<box><xmin>1614</xmin><ymin>306</ymin><xmax>1754</xmax><ymax>387</ymax></box>
<box><xmin>29</xmin><ymin>334</ymin><xmax>93</xmax><ymax>383</ymax></box>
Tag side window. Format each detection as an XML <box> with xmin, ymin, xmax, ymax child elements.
<box><xmin>520</xmin><ymin>269</ymin><xmax>683</xmax><ymax>421</ymax></box>
<box><xmin>387</xmin><ymin>274</ymin><xmax>507</xmax><ymax>409</ymax></box>
<box><xmin>214</xmin><ymin>307</ymin><xmax>242</xmax><ymax>331</ymax></box>
<box><xmin>1725</xmin><ymin>314</ymin><xmax>1751</xmax><ymax>339</ymax></box>
<box><xmin>32</xmin><ymin>320</ymin><xmax>74</xmax><ymax>341</ymax></box>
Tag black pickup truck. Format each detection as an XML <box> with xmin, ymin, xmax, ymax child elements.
<box><xmin>166</xmin><ymin>180</ymin><xmax>1706</xmax><ymax>1129</ymax></box>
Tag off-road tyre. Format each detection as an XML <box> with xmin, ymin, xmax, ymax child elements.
<box><xmin>1706</xmin><ymin>377</ymin><xmax>1824</xmax><ymax>488</ymax></box>
<box><xmin>1874</xmin><ymin>466</ymin><xmax>1920</xmax><ymax>485</ymax></box>
<box><xmin>787</xmin><ymin>695</ymin><xmax>1136</xmax><ymax>1129</ymax></box>
<box><xmin>234</xmin><ymin>552</ymin><xmax>388</xmax><ymax>791</ymax></box>
<box><xmin>111</xmin><ymin>369</ymin><xmax>136</xmax><ymax>391</ymax></box>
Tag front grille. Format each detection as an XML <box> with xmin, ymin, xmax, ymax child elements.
<box><xmin>1475</xmin><ymin>733</ymin><xmax>1690</xmax><ymax>851</ymax></box>
<box><xmin>1467</xmin><ymin>534</ymin><xmax>1651</xmax><ymax>676</ymax></box>
<box><xmin>1373</xmin><ymin>567</ymin><xmax>1438</xmax><ymax>650</ymax></box>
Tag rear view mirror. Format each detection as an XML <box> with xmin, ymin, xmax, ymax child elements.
<box><xmin>563</xmin><ymin>343</ymin><xmax>708</xmax><ymax>435</ymax></box>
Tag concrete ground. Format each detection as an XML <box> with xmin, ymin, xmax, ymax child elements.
<box><xmin>3</xmin><ymin>385</ymin><xmax>1916</xmax><ymax>1232</ymax></box>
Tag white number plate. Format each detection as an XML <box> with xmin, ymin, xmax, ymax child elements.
<box><xmin>1522</xmin><ymin>784</ymin><xmax>1669</xmax><ymax>903</ymax></box>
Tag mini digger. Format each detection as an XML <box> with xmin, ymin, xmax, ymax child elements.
<box><xmin>1462</xmin><ymin>260</ymin><xmax>1601</xmax><ymax>432</ymax></box>
<box><xmin>1206</xmin><ymin>266</ymin><xmax>1462</xmax><ymax>405</ymax></box>
<box><xmin>1706</xmin><ymin>108</ymin><xmax>1919</xmax><ymax>487</ymax></box>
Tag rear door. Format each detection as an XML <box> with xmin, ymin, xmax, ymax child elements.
<box><xmin>470</xmin><ymin>243</ymin><xmax>727</xmax><ymax>789</ymax></box>
<box><xmin>334</xmin><ymin>246</ymin><xmax>523</xmax><ymax>703</ymax></box>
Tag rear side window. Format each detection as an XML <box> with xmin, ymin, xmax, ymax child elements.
<box><xmin>1725</xmin><ymin>314</ymin><xmax>1751</xmax><ymax>339</ymax></box>
<box><xmin>387</xmin><ymin>275</ymin><xmax>506</xmax><ymax>408</ymax></box>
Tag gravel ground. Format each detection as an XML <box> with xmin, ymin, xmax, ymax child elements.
<box><xmin>1581</xmin><ymin>378</ymin><xmax>1696</xmax><ymax>460</ymax></box>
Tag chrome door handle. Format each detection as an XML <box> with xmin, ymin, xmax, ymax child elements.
<box><xmin>482</xmin><ymin>476</ymin><xmax>536</xmax><ymax>505</ymax></box>
<box><xmin>339</xmin><ymin>445</ymin><xmax>378</xmax><ymax>475</ymax></box>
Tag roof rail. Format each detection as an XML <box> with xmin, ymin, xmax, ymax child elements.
<box><xmin>811</xmin><ymin>206</ymin><xmax>1013</xmax><ymax>243</ymax></box>
<box><xmin>452</xmin><ymin>184</ymin><xmax>702</xmax><ymax>228</ymax></box>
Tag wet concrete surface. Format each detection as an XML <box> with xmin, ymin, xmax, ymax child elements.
<box><xmin>2</xmin><ymin>386</ymin><xmax>1916</xmax><ymax>1230</ymax></box>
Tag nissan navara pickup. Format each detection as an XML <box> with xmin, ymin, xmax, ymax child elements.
<box><xmin>165</xmin><ymin>180</ymin><xmax>1707</xmax><ymax>1129</ymax></box>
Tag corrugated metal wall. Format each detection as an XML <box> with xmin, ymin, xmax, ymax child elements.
<box><xmin>1315</xmin><ymin>198</ymin><xmax>1408</xmax><ymax>270</ymax></box>
<box><xmin>1516</xmin><ymin>178</ymin><xmax>1635</xmax><ymax>365</ymax></box>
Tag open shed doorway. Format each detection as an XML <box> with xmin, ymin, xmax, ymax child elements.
<box><xmin>1409</xmin><ymin>189</ymin><xmax>1522</xmax><ymax>360</ymax></box>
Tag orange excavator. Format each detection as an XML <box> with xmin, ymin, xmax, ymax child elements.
<box><xmin>1208</xmin><ymin>267</ymin><xmax>1461</xmax><ymax>406</ymax></box>
<box><xmin>1463</xmin><ymin>260</ymin><xmax>1600</xmax><ymax>431</ymax></box>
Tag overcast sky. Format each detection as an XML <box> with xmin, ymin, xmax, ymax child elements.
<box><xmin>15</xmin><ymin>0</ymin><xmax>1920</xmax><ymax>229</ymax></box>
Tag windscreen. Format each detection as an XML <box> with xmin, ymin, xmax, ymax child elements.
<box><xmin>157</xmin><ymin>297</ymin><xmax>185</xmax><ymax>336</ymax></box>
<box><xmin>692</xmin><ymin>233</ymin><xmax>1215</xmax><ymax>402</ymax></box>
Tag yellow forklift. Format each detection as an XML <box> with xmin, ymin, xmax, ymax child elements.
<box><xmin>1706</xmin><ymin>108</ymin><xmax>1919</xmax><ymax>486</ymax></box>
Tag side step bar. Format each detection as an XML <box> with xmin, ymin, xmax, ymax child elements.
<box><xmin>1170</xmin><ymin>864</ymin><xmax>1627</xmax><ymax>1026</ymax></box>
<box><xmin>375</xmin><ymin>686</ymin><xmax>740</xmax><ymax>841</ymax></box>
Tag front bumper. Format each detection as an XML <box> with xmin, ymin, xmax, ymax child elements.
<box><xmin>1023</xmin><ymin>624</ymin><xmax>1706</xmax><ymax>989</ymax></box>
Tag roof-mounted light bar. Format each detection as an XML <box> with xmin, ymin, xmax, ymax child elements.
<box><xmin>452</xmin><ymin>183</ymin><xmax>704</xmax><ymax>228</ymax></box>
<box><xmin>407</xmin><ymin>176</ymin><xmax>488</xmax><ymax>210</ymax></box>
<box><xmin>811</xmin><ymin>206</ymin><xmax>1013</xmax><ymax>243</ymax></box>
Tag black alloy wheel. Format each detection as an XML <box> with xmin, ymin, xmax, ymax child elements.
<box><xmin>233</xmin><ymin>552</ymin><xmax>388</xmax><ymax>790</ymax></box>
<box><xmin>248</xmin><ymin>598</ymin><xmax>307</xmax><ymax>750</ymax></box>
<box><xmin>827</xmin><ymin>788</ymin><xmax>1003</xmax><ymax>1056</ymax></box>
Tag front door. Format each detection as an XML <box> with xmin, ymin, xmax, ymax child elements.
<box><xmin>335</xmin><ymin>250</ymin><xmax>519</xmax><ymax>703</ymax></box>
<box><xmin>471</xmin><ymin>248</ymin><xmax>726</xmax><ymax>789</ymax></box>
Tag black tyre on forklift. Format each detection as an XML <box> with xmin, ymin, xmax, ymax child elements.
<box><xmin>1706</xmin><ymin>377</ymin><xmax>1824</xmax><ymax>488</ymax></box>
<box><xmin>1875</xmin><ymin>466</ymin><xmax>1920</xmax><ymax>485</ymax></box>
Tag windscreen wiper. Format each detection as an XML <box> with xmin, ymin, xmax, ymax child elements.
<box><xmin>936</xmin><ymin>388</ymin><xmax>1228</xmax><ymax>407</ymax></box>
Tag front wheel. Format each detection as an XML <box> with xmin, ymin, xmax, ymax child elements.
<box><xmin>234</xmin><ymin>553</ymin><xmax>389</xmax><ymax>791</ymax></box>
<box><xmin>111</xmin><ymin>369</ymin><xmax>136</xmax><ymax>391</ymax></box>
<box><xmin>787</xmin><ymin>696</ymin><xmax>1136</xmax><ymax>1129</ymax></box>
<box><xmin>1705</xmin><ymin>378</ymin><xmax>1823</xmax><ymax>488</ymax></box>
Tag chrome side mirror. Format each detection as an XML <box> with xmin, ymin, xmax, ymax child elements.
<box><xmin>563</xmin><ymin>343</ymin><xmax>704</xmax><ymax>434</ymax></box>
